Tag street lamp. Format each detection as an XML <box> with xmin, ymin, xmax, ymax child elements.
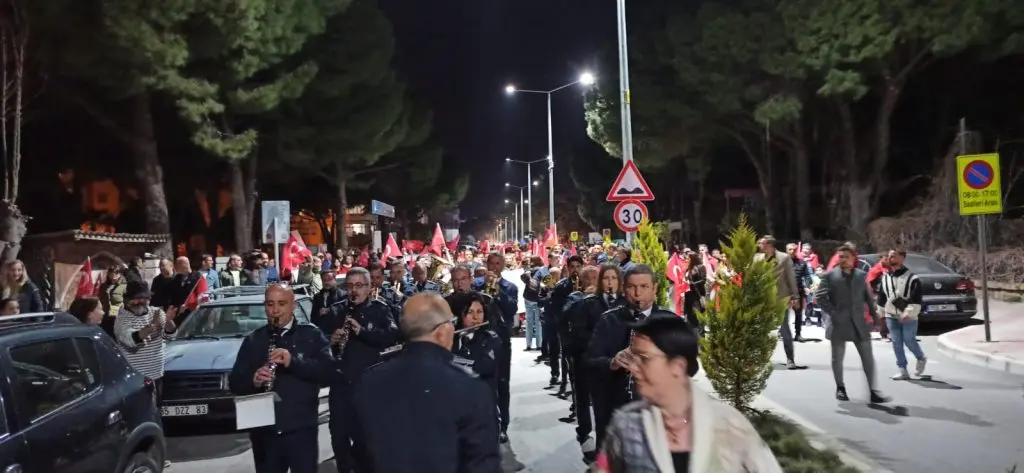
<box><xmin>506</xmin><ymin>157</ymin><xmax>549</xmax><ymax>236</ymax></box>
<box><xmin>506</xmin><ymin>182</ymin><xmax>529</xmax><ymax>241</ymax></box>
<box><xmin>504</xmin><ymin>72</ymin><xmax>596</xmax><ymax>232</ymax></box>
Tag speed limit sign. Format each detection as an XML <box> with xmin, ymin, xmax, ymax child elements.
<box><xmin>614</xmin><ymin>199</ymin><xmax>648</xmax><ymax>232</ymax></box>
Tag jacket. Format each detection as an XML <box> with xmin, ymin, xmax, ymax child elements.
<box><xmin>313</xmin><ymin>298</ymin><xmax>399</xmax><ymax>385</ymax></box>
<box><xmin>228</xmin><ymin>322</ymin><xmax>334</xmax><ymax>433</ymax></box>
<box><xmin>815</xmin><ymin>267</ymin><xmax>877</xmax><ymax>342</ymax></box>
<box><xmin>472</xmin><ymin>277</ymin><xmax>518</xmax><ymax>332</ymax></box>
<box><xmin>876</xmin><ymin>266</ymin><xmax>922</xmax><ymax>320</ymax></box>
<box><xmin>219</xmin><ymin>268</ymin><xmax>255</xmax><ymax>288</ymax></box>
<box><xmin>596</xmin><ymin>390</ymin><xmax>783</xmax><ymax>473</ymax></box>
<box><xmin>568</xmin><ymin>293</ymin><xmax>624</xmax><ymax>357</ymax></box>
<box><xmin>587</xmin><ymin>306</ymin><xmax>674</xmax><ymax>408</ymax></box>
<box><xmin>453</xmin><ymin>327</ymin><xmax>502</xmax><ymax>392</ymax></box>
<box><xmin>754</xmin><ymin>251</ymin><xmax>799</xmax><ymax>300</ymax></box>
<box><xmin>352</xmin><ymin>342</ymin><xmax>501</xmax><ymax>473</ymax></box>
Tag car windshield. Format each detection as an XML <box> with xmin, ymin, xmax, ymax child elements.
<box><xmin>176</xmin><ymin>300</ymin><xmax>311</xmax><ymax>339</ymax></box>
<box><xmin>905</xmin><ymin>255</ymin><xmax>953</xmax><ymax>274</ymax></box>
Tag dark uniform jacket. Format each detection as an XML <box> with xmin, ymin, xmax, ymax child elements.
<box><xmin>568</xmin><ymin>293</ymin><xmax>624</xmax><ymax>357</ymax></box>
<box><xmin>406</xmin><ymin>279</ymin><xmax>442</xmax><ymax>297</ymax></box>
<box><xmin>228</xmin><ymin>322</ymin><xmax>334</xmax><ymax>432</ymax></box>
<box><xmin>586</xmin><ymin>306</ymin><xmax>676</xmax><ymax>406</ymax></box>
<box><xmin>453</xmin><ymin>327</ymin><xmax>502</xmax><ymax>393</ymax></box>
<box><xmin>313</xmin><ymin>298</ymin><xmax>399</xmax><ymax>385</ymax></box>
<box><xmin>549</xmin><ymin>277</ymin><xmax>576</xmax><ymax>335</ymax></box>
<box><xmin>352</xmin><ymin>342</ymin><xmax>501</xmax><ymax>473</ymax></box>
<box><xmin>311</xmin><ymin>286</ymin><xmax>346</xmax><ymax>320</ymax></box>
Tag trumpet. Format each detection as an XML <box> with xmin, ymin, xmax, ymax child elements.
<box><xmin>371</xmin><ymin>286</ymin><xmax>382</xmax><ymax>301</ymax></box>
<box><xmin>572</xmin><ymin>274</ymin><xmax>581</xmax><ymax>292</ymax></box>
<box><xmin>484</xmin><ymin>273</ymin><xmax>499</xmax><ymax>297</ymax></box>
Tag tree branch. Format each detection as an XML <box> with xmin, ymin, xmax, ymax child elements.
<box><xmin>352</xmin><ymin>162</ymin><xmax>400</xmax><ymax>176</ymax></box>
<box><xmin>54</xmin><ymin>85</ymin><xmax>136</xmax><ymax>146</ymax></box>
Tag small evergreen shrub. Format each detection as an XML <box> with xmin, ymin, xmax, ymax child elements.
<box><xmin>631</xmin><ymin>219</ymin><xmax>670</xmax><ymax>309</ymax></box>
<box><xmin>697</xmin><ymin>215</ymin><xmax>788</xmax><ymax>411</ymax></box>
<box><xmin>748</xmin><ymin>413</ymin><xmax>859</xmax><ymax>473</ymax></box>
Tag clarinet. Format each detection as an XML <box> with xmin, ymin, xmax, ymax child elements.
<box><xmin>624</xmin><ymin>304</ymin><xmax>641</xmax><ymax>401</ymax></box>
<box><xmin>335</xmin><ymin>294</ymin><xmax>356</xmax><ymax>361</ymax></box>
<box><xmin>265</xmin><ymin>321</ymin><xmax>282</xmax><ymax>392</ymax></box>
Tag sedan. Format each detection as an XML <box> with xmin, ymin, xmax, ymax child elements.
<box><xmin>859</xmin><ymin>253</ymin><xmax>978</xmax><ymax>322</ymax></box>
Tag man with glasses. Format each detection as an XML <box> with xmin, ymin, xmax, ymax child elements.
<box><xmin>352</xmin><ymin>293</ymin><xmax>501</xmax><ymax>473</ymax></box>
<box><xmin>313</xmin><ymin>267</ymin><xmax>399</xmax><ymax>473</ymax></box>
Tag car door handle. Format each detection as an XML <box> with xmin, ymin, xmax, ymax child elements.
<box><xmin>4</xmin><ymin>464</ymin><xmax>23</xmax><ymax>473</ymax></box>
<box><xmin>107</xmin><ymin>410</ymin><xmax>122</xmax><ymax>426</ymax></box>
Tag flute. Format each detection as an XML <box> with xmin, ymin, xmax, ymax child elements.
<box><xmin>379</xmin><ymin>322</ymin><xmax>491</xmax><ymax>356</ymax></box>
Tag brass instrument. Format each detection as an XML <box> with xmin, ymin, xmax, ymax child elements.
<box><xmin>371</xmin><ymin>286</ymin><xmax>382</xmax><ymax>301</ymax></box>
<box><xmin>335</xmin><ymin>295</ymin><xmax>356</xmax><ymax>361</ymax></box>
<box><xmin>572</xmin><ymin>274</ymin><xmax>581</xmax><ymax>292</ymax></box>
<box><xmin>484</xmin><ymin>273</ymin><xmax>499</xmax><ymax>297</ymax></box>
<box><xmin>266</xmin><ymin>322</ymin><xmax>282</xmax><ymax>391</ymax></box>
<box><xmin>427</xmin><ymin>253</ymin><xmax>454</xmax><ymax>295</ymax></box>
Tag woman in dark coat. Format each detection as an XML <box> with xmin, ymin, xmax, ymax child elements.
<box><xmin>449</xmin><ymin>292</ymin><xmax>502</xmax><ymax>394</ymax></box>
<box><xmin>1</xmin><ymin>260</ymin><xmax>44</xmax><ymax>313</ymax></box>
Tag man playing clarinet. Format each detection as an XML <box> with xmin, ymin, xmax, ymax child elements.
<box><xmin>229</xmin><ymin>284</ymin><xmax>334</xmax><ymax>473</ymax></box>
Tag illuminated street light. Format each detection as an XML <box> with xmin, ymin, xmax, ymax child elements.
<box><xmin>532</xmin><ymin>180</ymin><xmax>539</xmax><ymax>186</ymax></box>
<box><xmin>504</xmin><ymin>85</ymin><xmax>516</xmax><ymax>95</ymax></box>
<box><xmin>579</xmin><ymin>72</ymin><xmax>596</xmax><ymax>85</ymax></box>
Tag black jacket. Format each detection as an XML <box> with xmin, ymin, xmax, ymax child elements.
<box><xmin>228</xmin><ymin>322</ymin><xmax>334</xmax><ymax>433</ymax></box>
<box><xmin>453</xmin><ymin>327</ymin><xmax>502</xmax><ymax>392</ymax></box>
<box><xmin>568</xmin><ymin>293</ymin><xmax>624</xmax><ymax>357</ymax></box>
<box><xmin>150</xmin><ymin>274</ymin><xmax>175</xmax><ymax>309</ymax></box>
<box><xmin>586</xmin><ymin>306</ymin><xmax>676</xmax><ymax>407</ymax></box>
<box><xmin>352</xmin><ymin>342</ymin><xmax>501</xmax><ymax>473</ymax></box>
<box><xmin>313</xmin><ymin>298</ymin><xmax>399</xmax><ymax>385</ymax></box>
<box><xmin>311</xmin><ymin>286</ymin><xmax>346</xmax><ymax>321</ymax></box>
<box><xmin>546</xmin><ymin>277</ymin><xmax>575</xmax><ymax>324</ymax></box>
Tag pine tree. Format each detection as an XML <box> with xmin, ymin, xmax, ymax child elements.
<box><xmin>631</xmin><ymin>219</ymin><xmax>669</xmax><ymax>308</ymax></box>
<box><xmin>697</xmin><ymin>214</ymin><xmax>787</xmax><ymax>411</ymax></box>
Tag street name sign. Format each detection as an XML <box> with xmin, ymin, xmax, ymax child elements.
<box><xmin>956</xmin><ymin>153</ymin><xmax>1003</xmax><ymax>216</ymax></box>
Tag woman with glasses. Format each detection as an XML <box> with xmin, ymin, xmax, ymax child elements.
<box><xmin>595</xmin><ymin>314</ymin><xmax>782</xmax><ymax>473</ymax></box>
<box><xmin>448</xmin><ymin>292</ymin><xmax>502</xmax><ymax>399</ymax></box>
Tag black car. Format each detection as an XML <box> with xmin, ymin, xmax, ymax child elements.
<box><xmin>160</xmin><ymin>292</ymin><xmax>323</xmax><ymax>432</ymax></box>
<box><xmin>0</xmin><ymin>312</ymin><xmax>166</xmax><ymax>473</ymax></box>
<box><xmin>859</xmin><ymin>253</ymin><xmax>978</xmax><ymax>321</ymax></box>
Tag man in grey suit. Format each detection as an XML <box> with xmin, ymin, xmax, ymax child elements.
<box><xmin>754</xmin><ymin>235</ymin><xmax>801</xmax><ymax>369</ymax></box>
<box><xmin>815</xmin><ymin>244</ymin><xmax>891</xmax><ymax>403</ymax></box>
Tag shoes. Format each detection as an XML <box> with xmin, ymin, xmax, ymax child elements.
<box><xmin>499</xmin><ymin>431</ymin><xmax>509</xmax><ymax>444</ymax></box>
<box><xmin>524</xmin><ymin>347</ymin><xmax>533</xmax><ymax>352</ymax></box>
<box><xmin>576</xmin><ymin>433</ymin><xmax>590</xmax><ymax>444</ymax></box>
<box><xmin>559</xmin><ymin>415</ymin><xmax>576</xmax><ymax>423</ymax></box>
<box><xmin>786</xmin><ymin>360</ymin><xmax>798</xmax><ymax>370</ymax></box>
<box><xmin>891</xmin><ymin>369</ymin><xmax>910</xmax><ymax>380</ymax></box>
<box><xmin>915</xmin><ymin>358</ymin><xmax>927</xmax><ymax>377</ymax></box>
<box><xmin>835</xmin><ymin>386</ymin><xmax>849</xmax><ymax>401</ymax></box>
<box><xmin>164</xmin><ymin>460</ymin><xmax>172</xmax><ymax>469</ymax></box>
<box><xmin>870</xmin><ymin>390</ymin><xmax>892</xmax><ymax>404</ymax></box>
<box><xmin>794</xmin><ymin>335</ymin><xmax>806</xmax><ymax>342</ymax></box>
<box><xmin>549</xmin><ymin>376</ymin><xmax>558</xmax><ymax>386</ymax></box>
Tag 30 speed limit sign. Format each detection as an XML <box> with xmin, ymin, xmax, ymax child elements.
<box><xmin>614</xmin><ymin>199</ymin><xmax>649</xmax><ymax>232</ymax></box>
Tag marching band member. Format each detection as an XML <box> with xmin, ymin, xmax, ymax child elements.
<box><xmin>384</xmin><ymin>260</ymin><xmax>410</xmax><ymax>300</ymax></box>
<box><xmin>472</xmin><ymin>252</ymin><xmax>518</xmax><ymax>444</ymax></box>
<box><xmin>586</xmin><ymin>264</ymin><xmax>676</xmax><ymax>448</ymax></box>
<box><xmin>549</xmin><ymin>255</ymin><xmax>585</xmax><ymax>397</ymax></box>
<box><xmin>407</xmin><ymin>263</ymin><xmax>442</xmax><ymax>296</ymax></box>
<box><xmin>449</xmin><ymin>291</ymin><xmax>503</xmax><ymax>404</ymax></box>
<box><xmin>368</xmin><ymin>262</ymin><xmax>403</xmax><ymax>327</ymax></box>
<box><xmin>351</xmin><ymin>293</ymin><xmax>501</xmax><ymax>473</ymax></box>
<box><xmin>311</xmin><ymin>269</ymin><xmax>344</xmax><ymax>320</ymax></box>
<box><xmin>312</xmin><ymin>267</ymin><xmax>399</xmax><ymax>473</ymax></box>
<box><xmin>229</xmin><ymin>285</ymin><xmax>334</xmax><ymax>473</ymax></box>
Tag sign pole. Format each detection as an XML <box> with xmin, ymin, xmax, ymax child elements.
<box><xmin>961</xmin><ymin>118</ymin><xmax>991</xmax><ymax>341</ymax></box>
<box><xmin>272</xmin><ymin>217</ymin><xmax>282</xmax><ymax>280</ymax></box>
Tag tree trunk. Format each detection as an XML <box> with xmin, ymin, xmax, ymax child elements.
<box><xmin>204</xmin><ymin>182</ymin><xmax>222</xmax><ymax>254</ymax></box>
<box><xmin>335</xmin><ymin>164</ymin><xmax>349</xmax><ymax>250</ymax></box>
<box><xmin>847</xmin><ymin>183</ymin><xmax>873</xmax><ymax>241</ymax></box>
<box><xmin>244</xmin><ymin>156</ymin><xmax>258</xmax><ymax>247</ymax></box>
<box><xmin>129</xmin><ymin>93</ymin><xmax>172</xmax><ymax>255</ymax></box>
<box><xmin>0</xmin><ymin>202</ymin><xmax>27</xmax><ymax>263</ymax></box>
<box><xmin>693</xmin><ymin>178</ymin><xmax>705</xmax><ymax>243</ymax></box>
<box><xmin>793</xmin><ymin>140</ymin><xmax>812</xmax><ymax>240</ymax></box>
<box><xmin>230</xmin><ymin>161</ymin><xmax>250</xmax><ymax>252</ymax></box>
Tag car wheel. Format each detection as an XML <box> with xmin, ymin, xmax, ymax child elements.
<box><xmin>124</xmin><ymin>452</ymin><xmax>161</xmax><ymax>473</ymax></box>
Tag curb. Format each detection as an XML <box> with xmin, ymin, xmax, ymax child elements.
<box><xmin>936</xmin><ymin>332</ymin><xmax>1024</xmax><ymax>376</ymax></box>
<box><xmin>750</xmin><ymin>395</ymin><xmax>896</xmax><ymax>473</ymax></box>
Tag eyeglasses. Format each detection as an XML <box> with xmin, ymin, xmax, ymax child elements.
<box><xmin>433</xmin><ymin>317</ymin><xmax>457</xmax><ymax>331</ymax></box>
<box><xmin>346</xmin><ymin>282</ymin><xmax>369</xmax><ymax>290</ymax></box>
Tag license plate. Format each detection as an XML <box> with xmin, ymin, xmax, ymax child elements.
<box><xmin>927</xmin><ymin>304</ymin><xmax>957</xmax><ymax>312</ymax></box>
<box><xmin>161</xmin><ymin>404</ymin><xmax>209</xmax><ymax>417</ymax></box>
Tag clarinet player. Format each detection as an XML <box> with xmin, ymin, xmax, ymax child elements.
<box><xmin>315</xmin><ymin>267</ymin><xmax>399</xmax><ymax>473</ymax></box>
<box><xmin>228</xmin><ymin>284</ymin><xmax>334</xmax><ymax>473</ymax></box>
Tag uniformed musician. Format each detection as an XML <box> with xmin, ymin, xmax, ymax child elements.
<box><xmin>471</xmin><ymin>252</ymin><xmax>518</xmax><ymax>444</ymax></box>
<box><xmin>406</xmin><ymin>263</ymin><xmax>441</xmax><ymax>296</ymax></box>
<box><xmin>352</xmin><ymin>293</ymin><xmax>502</xmax><ymax>473</ymax></box>
<box><xmin>367</xmin><ymin>262</ymin><xmax>403</xmax><ymax>326</ymax></box>
<box><xmin>311</xmin><ymin>269</ymin><xmax>345</xmax><ymax>319</ymax></box>
<box><xmin>448</xmin><ymin>291</ymin><xmax>502</xmax><ymax>400</ymax></box>
<box><xmin>549</xmin><ymin>255</ymin><xmax>585</xmax><ymax>398</ymax></box>
<box><xmin>383</xmin><ymin>260</ymin><xmax>410</xmax><ymax>301</ymax></box>
<box><xmin>312</xmin><ymin>267</ymin><xmax>399</xmax><ymax>473</ymax></box>
<box><xmin>228</xmin><ymin>285</ymin><xmax>334</xmax><ymax>473</ymax></box>
<box><xmin>585</xmin><ymin>264</ymin><xmax>676</xmax><ymax>448</ymax></box>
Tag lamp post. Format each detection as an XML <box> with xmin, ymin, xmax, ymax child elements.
<box><xmin>505</xmin><ymin>157</ymin><xmax>546</xmax><ymax>235</ymax></box>
<box><xmin>505</xmin><ymin>72</ymin><xmax>595</xmax><ymax>233</ymax></box>
<box><xmin>615</xmin><ymin>0</ymin><xmax>636</xmax><ymax>244</ymax></box>
<box><xmin>505</xmin><ymin>181</ymin><xmax>536</xmax><ymax>240</ymax></box>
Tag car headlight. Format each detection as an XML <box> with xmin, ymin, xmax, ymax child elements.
<box><xmin>221</xmin><ymin>372</ymin><xmax>230</xmax><ymax>390</ymax></box>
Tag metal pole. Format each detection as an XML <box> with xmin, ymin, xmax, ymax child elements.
<box><xmin>519</xmin><ymin>187</ymin><xmax>525</xmax><ymax>241</ymax></box>
<box><xmin>616</xmin><ymin>0</ymin><xmax>636</xmax><ymax>244</ymax></box>
<box><xmin>526</xmin><ymin>163</ymin><xmax>533</xmax><ymax>236</ymax></box>
<box><xmin>547</xmin><ymin>94</ymin><xmax>556</xmax><ymax>234</ymax></box>
<box><xmin>961</xmin><ymin>117</ymin><xmax>992</xmax><ymax>341</ymax></box>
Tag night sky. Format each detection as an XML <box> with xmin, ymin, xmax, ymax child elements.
<box><xmin>380</xmin><ymin>0</ymin><xmax>617</xmax><ymax>219</ymax></box>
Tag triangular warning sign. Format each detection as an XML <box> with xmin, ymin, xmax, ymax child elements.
<box><xmin>606</xmin><ymin>160</ymin><xmax>655</xmax><ymax>201</ymax></box>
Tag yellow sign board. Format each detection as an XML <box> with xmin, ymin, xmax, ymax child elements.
<box><xmin>956</xmin><ymin>153</ymin><xmax>1003</xmax><ymax>216</ymax></box>
<box><xmin>569</xmin><ymin>231</ymin><xmax>579</xmax><ymax>242</ymax></box>
<box><xmin>601</xmin><ymin>228</ymin><xmax>612</xmax><ymax>243</ymax></box>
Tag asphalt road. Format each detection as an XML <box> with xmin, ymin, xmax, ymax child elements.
<box><xmin>761</xmin><ymin>312</ymin><xmax>1024</xmax><ymax>473</ymax></box>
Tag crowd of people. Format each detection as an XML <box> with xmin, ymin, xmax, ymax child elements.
<box><xmin>13</xmin><ymin>231</ymin><xmax>935</xmax><ymax>473</ymax></box>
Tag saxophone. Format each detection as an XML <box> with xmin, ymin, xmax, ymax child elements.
<box><xmin>266</xmin><ymin>322</ymin><xmax>282</xmax><ymax>392</ymax></box>
<box><xmin>335</xmin><ymin>295</ymin><xmax>355</xmax><ymax>361</ymax></box>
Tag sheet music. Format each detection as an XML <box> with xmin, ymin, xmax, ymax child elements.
<box><xmin>234</xmin><ymin>392</ymin><xmax>280</xmax><ymax>430</ymax></box>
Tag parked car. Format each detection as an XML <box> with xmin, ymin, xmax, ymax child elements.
<box><xmin>858</xmin><ymin>253</ymin><xmax>978</xmax><ymax>321</ymax></box>
<box><xmin>0</xmin><ymin>312</ymin><xmax>166</xmax><ymax>473</ymax></box>
<box><xmin>160</xmin><ymin>289</ymin><xmax>324</xmax><ymax>432</ymax></box>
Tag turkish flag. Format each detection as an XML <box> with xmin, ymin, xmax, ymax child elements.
<box><xmin>446</xmin><ymin>234</ymin><xmax>460</xmax><ymax>253</ymax></box>
<box><xmin>382</xmin><ymin>235</ymin><xmax>402</xmax><ymax>262</ymax></box>
<box><xmin>356</xmin><ymin>246</ymin><xmax>369</xmax><ymax>267</ymax></box>
<box><xmin>281</xmin><ymin>232</ymin><xmax>313</xmax><ymax>277</ymax></box>
<box><xmin>542</xmin><ymin>225</ymin><xmax>558</xmax><ymax>248</ymax></box>
<box><xmin>666</xmin><ymin>253</ymin><xmax>688</xmax><ymax>315</ymax></box>
<box><xmin>183</xmin><ymin>277</ymin><xmax>209</xmax><ymax>311</ymax></box>
<box><xmin>403</xmin><ymin>240</ymin><xmax>425</xmax><ymax>253</ymax></box>
<box><xmin>428</xmin><ymin>224</ymin><xmax>446</xmax><ymax>256</ymax></box>
<box><xmin>75</xmin><ymin>257</ymin><xmax>95</xmax><ymax>298</ymax></box>
<box><xmin>569</xmin><ymin>245</ymin><xmax>577</xmax><ymax>257</ymax></box>
<box><xmin>480</xmin><ymin>240</ymin><xmax>490</xmax><ymax>254</ymax></box>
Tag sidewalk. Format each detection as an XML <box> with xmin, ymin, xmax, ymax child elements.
<box><xmin>936</xmin><ymin>299</ymin><xmax>1024</xmax><ymax>376</ymax></box>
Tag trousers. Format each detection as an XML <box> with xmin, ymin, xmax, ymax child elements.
<box><xmin>886</xmin><ymin>318</ymin><xmax>926</xmax><ymax>369</ymax></box>
<box><xmin>524</xmin><ymin>301</ymin><xmax>543</xmax><ymax>349</ymax></box>
<box><xmin>329</xmin><ymin>385</ymin><xmax>365</xmax><ymax>473</ymax></box>
<box><xmin>251</xmin><ymin>427</ymin><xmax>319</xmax><ymax>473</ymax></box>
<box><xmin>779</xmin><ymin>308</ymin><xmax>795</xmax><ymax>362</ymax></box>
<box><xmin>543</xmin><ymin>316</ymin><xmax>561</xmax><ymax>379</ymax></box>
<box><xmin>497</xmin><ymin>327</ymin><xmax>512</xmax><ymax>432</ymax></box>
<box><xmin>830</xmin><ymin>339</ymin><xmax>877</xmax><ymax>391</ymax></box>
<box><xmin>569</xmin><ymin>354</ymin><xmax>592</xmax><ymax>439</ymax></box>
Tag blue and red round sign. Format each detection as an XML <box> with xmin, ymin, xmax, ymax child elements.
<box><xmin>963</xmin><ymin>160</ymin><xmax>995</xmax><ymax>190</ymax></box>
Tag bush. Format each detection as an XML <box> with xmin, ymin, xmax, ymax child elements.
<box><xmin>632</xmin><ymin>219</ymin><xmax>670</xmax><ymax>309</ymax></box>
<box><xmin>697</xmin><ymin>215</ymin><xmax>788</xmax><ymax>411</ymax></box>
<box><xmin>747</xmin><ymin>412</ymin><xmax>859</xmax><ymax>473</ymax></box>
